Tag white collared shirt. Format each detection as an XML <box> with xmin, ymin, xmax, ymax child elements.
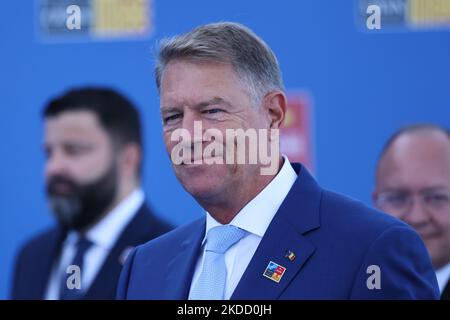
<box><xmin>436</xmin><ymin>262</ymin><xmax>450</xmax><ymax>294</ymax></box>
<box><xmin>45</xmin><ymin>188</ymin><xmax>145</xmax><ymax>300</ymax></box>
<box><xmin>188</xmin><ymin>158</ymin><xmax>298</xmax><ymax>300</ymax></box>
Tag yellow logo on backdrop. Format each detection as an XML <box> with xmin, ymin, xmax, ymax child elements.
<box><xmin>409</xmin><ymin>0</ymin><xmax>450</xmax><ymax>26</ymax></box>
<box><xmin>94</xmin><ymin>0</ymin><xmax>151</xmax><ymax>36</ymax></box>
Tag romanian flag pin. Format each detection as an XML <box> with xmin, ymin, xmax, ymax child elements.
<box><xmin>285</xmin><ymin>250</ymin><xmax>296</xmax><ymax>262</ymax></box>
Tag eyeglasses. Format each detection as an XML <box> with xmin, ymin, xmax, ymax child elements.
<box><xmin>375</xmin><ymin>189</ymin><xmax>450</xmax><ymax>213</ymax></box>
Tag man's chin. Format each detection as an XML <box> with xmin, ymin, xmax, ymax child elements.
<box><xmin>185</xmin><ymin>186</ymin><xmax>218</xmax><ymax>200</ymax></box>
<box><xmin>175</xmin><ymin>162</ymin><xmax>229</xmax><ymax>176</ymax></box>
<box><xmin>177</xmin><ymin>169</ymin><xmax>225</xmax><ymax>198</ymax></box>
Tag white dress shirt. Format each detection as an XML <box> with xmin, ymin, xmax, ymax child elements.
<box><xmin>188</xmin><ymin>158</ymin><xmax>298</xmax><ymax>300</ymax></box>
<box><xmin>45</xmin><ymin>188</ymin><xmax>145</xmax><ymax>300</ymax></box>
<box><xmin>436</xmin><ymin>262</ymin><xmax>450</xmax><ymax>294</ymax></box>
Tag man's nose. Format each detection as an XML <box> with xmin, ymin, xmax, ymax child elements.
<box><xmin>403</xmin><ymin>197</ymin><xmax>430</xmax><ymax>228</ymax></box>
<box><xmin>45</xmin><ymin>151</ymin><xmax>69</xmax><ymax>179</ymax></box>
<box><xmin>181</xmin><ymin>111</ymin><xmax>204</xmax><ymax>145</ymax></box>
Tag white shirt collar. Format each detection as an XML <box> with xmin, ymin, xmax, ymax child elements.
<box><xmin>203</xmin><ymin>156</ymin><xmax>298</xmax><ymax>243</ymax></box>
<box><xmin>65</xmin><ymin>188</ymin><xmax>145</xmax><ymax>249</ymax></box>
<box><xmin>436</xmin><ymin>262</ymin><xmax>450</xmax><ymax>293</ymax></box>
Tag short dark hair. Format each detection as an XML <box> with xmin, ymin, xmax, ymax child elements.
<box><xmin>43</xmin><ymin>87</ymin><xmax>142</xmax><ymax>149</ymax></box>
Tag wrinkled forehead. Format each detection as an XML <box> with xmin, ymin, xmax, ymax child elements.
<box><xmin>159</xmin><ymin>60</ymin><xmax>249</xmax><ymax>108</ymax></box>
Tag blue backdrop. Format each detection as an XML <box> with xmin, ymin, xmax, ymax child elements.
<box><xmin>1</xmin><ymin>1</ymin><xmax>449</xmax><ymax>299</ymax></box>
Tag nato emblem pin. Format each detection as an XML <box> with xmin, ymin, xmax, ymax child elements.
<box><xmin>263</xmin><ymin>261</ymin><xmax>286</xmax><ymax>283</ymax></box>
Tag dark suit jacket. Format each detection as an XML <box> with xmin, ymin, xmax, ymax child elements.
<box><xmin>117</xmin><ymin>164</ymin><xmax>439</xmax><ymax>299</ymax></box>
<box><xmin>11</xmin><ymin>203</ymin><xmax>172</xmax><ymax>300</ymax></box>
<box><xmin>442</xmin><ymin>280</ymin><xmax>450</xmax><ymax>300</ymax></box>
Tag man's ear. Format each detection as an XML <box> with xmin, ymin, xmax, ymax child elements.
<box><xmin>119</xmin><ymin>143</ymin><xmax>142</xmax><ymax>179</ymax></box>
<box><xmin>263</xmin><ymin>90</ymin><xmax>287</xmax><ymax>130</ymax></box>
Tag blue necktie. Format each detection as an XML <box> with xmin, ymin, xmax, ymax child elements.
<box><xmin>59</xmin><ymin>237</ymin><xmax>93</xmax><ymax>300</ymax></box>
<box><xmin>190</xmin><ymin>225</ymin><xmax>247</xmax><ymax>300</ymax></box>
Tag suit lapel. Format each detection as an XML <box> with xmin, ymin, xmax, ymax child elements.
<box><xmin>26</xmin><ymin>227</ymin><xmax>66</xmax><ymax>300</ymax></box>
<box><xmin>441</xmin><ymin>279</ymin><xmax>450</xmax><ymax>300</ymax></box>
<box><xmin>231</xmin><ymin>218</ymin><xmax>316</xmax><ymax>300</ymax></box>
<box><xmin>84</xmin><ymin>204</ymin><xmax>158</xmax><ymax>299</ymax></box>
<box><xmin>162</xmin><ymin>219</ymin><xmax>206</xmax><ymax>299</ymax></box>
<box><xmin>35</xmin><ymin>228</ymin><xmax>66</xmax><ymax>299</ymax></box>
<box><xmin>231</xmin><ymin>164</ymin><xmax>322</xmax><ymax>300</ymax></box>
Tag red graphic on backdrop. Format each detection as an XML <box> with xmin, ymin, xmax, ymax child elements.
<box><xmin>280</xmin><ymin>92</ymin><xmax>314</xmax><ymax>172</ymax></box>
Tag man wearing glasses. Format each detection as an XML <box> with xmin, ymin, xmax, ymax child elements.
<box><xmin>374</xmin><ymin>124</ymin><xmax>450</xmax><ymax>299</ymax></box>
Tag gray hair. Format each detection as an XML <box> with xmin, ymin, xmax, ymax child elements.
<box><xmin>155</xmin><ymin>22</ymin><xmax>284</xmax><ymax>105</ymax></box>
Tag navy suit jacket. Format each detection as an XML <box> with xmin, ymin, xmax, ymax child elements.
<box><xmin>11</xmin><ymin>203</ymin><xmax>172</xmax><ymax>300</ymax></box>
<box><xmin>117</xmin><ymin>164</ymin><xmax>439</xmax><ymax>299</ymax></box>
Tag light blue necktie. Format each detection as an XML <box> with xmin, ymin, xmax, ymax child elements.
<box><xmin>190</xmin><ymin>225</ymin><xmax>247</xmax><ymax>300</ymax></box>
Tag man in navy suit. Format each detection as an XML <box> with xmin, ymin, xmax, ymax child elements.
<box><xmin>373</xmin><ymin>125</ymin><xmax>450</xmax><ymax>299</ymax></box>
<box><xmin>117</xmin><ymin>22</ymin><xmax>439</xmax><ymax>299</ymax></box>
<box><xmin>11</xmin><ymin>87</ymin><xmax>172</xmax><ymax>300</ymax></box>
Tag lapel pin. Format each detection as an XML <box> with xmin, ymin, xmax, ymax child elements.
<box><xmin>263</xmin><ymin>261</ymin><xmax>286</xmax><ymax>283</ymax></box>
<box><xmin>119</xmin><ymin>246</ymin><xmax>134</xmax><ymax>265</ymax></box>
<box><xmin>285</xmin><ymin>250</ymin><xmax>296</xmax><ymax>262</ymax></box>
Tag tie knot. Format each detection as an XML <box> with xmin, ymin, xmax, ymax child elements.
<box><xmin>205</xmin><ymin>225</ymin><xmax>247</xmax><ymax>254</ymax></box>
<box><xmin>76</xmin><ymin>236</ymin><xmax>93</xmax><ymax>253</ymax></box>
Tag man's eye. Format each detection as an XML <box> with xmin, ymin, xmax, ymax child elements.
<box><xmin>164</xmin><ymin>114</ymin><xmax>182</xmax><ymax>123</ymax></box>
<box><xmin>425</xmin><ymin>194</ymin><xmax>450</xmax><ymax>205</ymax></box>
<box><xmin>44</xmin><ymin>147</ymin><xmax>52</xmax><ymax>159</ymax></box>
<box><xmin>65</xmin><ymin>145</ymin><xmax>88</xmax><ymax>155</ymax></box>
<box><xmin>202</xmin><ymin>108</ymin><xmax>223</xmax><ymax>115</ymax></box>
<box><xmin>386</xmin><ymin>194</ymin><xmax>408</xmax><ymax>206</ymax></box>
